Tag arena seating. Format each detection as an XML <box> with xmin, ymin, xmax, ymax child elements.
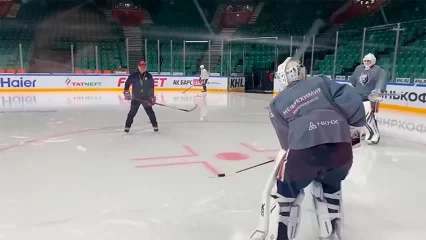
<box><xmin>1</xmin><ymin>0</ymin><xmax>424</xmax><ymax>78</ymax></box>
<box><xmin>315</xmin><ymin>0</ymin><xmax>426</xmax><ymax>82</ymax></box>
<box><xmin>141</xmin><ymin>0</ymin><xmax>221</xmax><ymax>74</ymax></box>
<box><xmin>0</xmin><ymin>1</ymin><xmax>126</xmax><ymax>73</ymax></box>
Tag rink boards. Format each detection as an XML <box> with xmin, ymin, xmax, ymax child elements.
<box><xmin>0</xmin><ymin>92</ymin><xmax>229</xmax><ymax>110</ymax></box>
<box><xmin>0</xmin><ymin>74</ymin><xmax>246</xmax><ymax>93</ymax></box>
<box><xmin>273</xmin><ymin>77</ymin><xmax>426</xmax><ymax>114</ymax></box>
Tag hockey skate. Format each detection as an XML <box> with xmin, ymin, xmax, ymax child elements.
<box><xmin>153</xmin><ymin>126</ymin><xmax>159</xmax><ymax>132</ymax></box>
<box><xmin>366</xmin><ymin>133</ymin><xmax>380</xmax><ymax>145</ymax></box>
<box><xmin>124</xmin><ymin>127</ymin><xmax>130</xmax><ymax>133</ymax></box>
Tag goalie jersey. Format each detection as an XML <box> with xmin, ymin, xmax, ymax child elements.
<box><xmin>348</xmin><ymin>65</ymin><xmax>387</xmax><ymax>100</ymax></box>
<box><xmin>269</xmin><ymin>76</ymin><xmax>366</xmax><ymax>151</ymax></box>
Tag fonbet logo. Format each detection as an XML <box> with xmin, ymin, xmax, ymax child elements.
<box><xmin>117</xmin><ymin>77</ymin><xmax>167</xmax><ymax>88</ymax></box>
<box><xmin>65</xmin><ymin>78</ymin><xmax>101</xmax><ymax>87</ymax></box>
<box><xmin>0</xmin><ymin>77</ymin><xmax>36</xmax><ymax>88</ymax></box>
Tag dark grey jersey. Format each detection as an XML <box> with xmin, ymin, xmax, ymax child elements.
<box><xmin>269</xmin><ymin>76</ymin><xmax>366</xmax><ymax>150</ymax></box>
<box><xmin>349</xmin><ymin>65</ymin><xmax>387</xmax><ymax>100</ymax></box>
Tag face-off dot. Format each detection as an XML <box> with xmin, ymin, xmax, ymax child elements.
<box><xmin>215</xmin><ymin>152</ymin><xmax>249</xmax><ymax>161</ymax></box>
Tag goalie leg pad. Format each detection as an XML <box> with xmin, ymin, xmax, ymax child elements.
<box><xmin>311</xmin><ymin>181</ymin><xmax>343</xmax><ymax>239</ymax></box>
<box><xmin>363</xmin><ymin>101</ymin><xmax>380</xmax><ymax>144</ymax></box>
<box><xmin>266</xmin><ymin>189</ymin><xmax>305</xmax><ymax>240</ymax></box>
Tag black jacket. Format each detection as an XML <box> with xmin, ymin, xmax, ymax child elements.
<box><xmin>124</xmin><ymin>71</ymin><xmax>155</xmax><ymax>99</ymax></box>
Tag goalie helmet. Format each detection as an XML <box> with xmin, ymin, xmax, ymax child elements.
<box><xmin>276</xmin><ymin>57</ymin><xmax>307</xmax><ymax>88</ymax></box>
<box><xmin>363</xmin><ymin>53</ymin><xmax>376</xmax><ymax>70</ymax></box>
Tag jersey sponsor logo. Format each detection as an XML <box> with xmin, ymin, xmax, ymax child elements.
<box><xmin>283</xmin><ymin>88</ymin><xmax>321</xmax><ymax>116</ymax></box>
<box><xmin>309</xmin><ymin>120</ymin><xmax>339</xmax><ymax>131</ymax></box>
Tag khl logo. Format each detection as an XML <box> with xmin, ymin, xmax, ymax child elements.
<box><xmin>230</xmin><ymin>78</ymin><xmax>244</xmax><ymax>88</ymax></box>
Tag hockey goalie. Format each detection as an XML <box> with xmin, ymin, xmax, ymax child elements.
<box><xmin>348</xmin><ymin>53</ymin><xmax>388</xmax><ymax>145</ymax></box>
<box><xmin>250</xmin><ymin>57</ymin><xmax>366</xmax><ymax>240</ymax></box>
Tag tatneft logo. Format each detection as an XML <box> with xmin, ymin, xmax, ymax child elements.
<box><xmin>65</xmin><ymin>78</ymin><xmax>101</xmax><ymax>87</ymax></box>
<box><xmin>0</xmin><ymin>77</ymin><xmax>36</xmax><ymax>88</ymax></box>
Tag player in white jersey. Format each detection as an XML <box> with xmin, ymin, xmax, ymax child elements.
<box><xmin>199</xmin><ymin>65</ymin><xmax>209</xmax><ymax>92</ymax></box>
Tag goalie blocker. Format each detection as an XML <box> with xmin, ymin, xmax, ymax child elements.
<box><xmin>250</xmin><ymin>57</ymin><xmax>366</xmax><ymax>240</ymax></box>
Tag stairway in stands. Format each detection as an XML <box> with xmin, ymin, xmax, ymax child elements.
<box><xmin>102</xmin><ymin>8</ymin><xmax>144</xmax><ymax>72</ymax></box>
<box><xmin>199</xmin><ymin>28</ymin><xmax>237</xmax><ymax>73</ymax></box>
<box><xmin>122</xmin><ymin>26</ymin><xmax>144</xmax><ymax>72</ymax></box>
<box><xmin>248</xmin><ymin>1</ymin><xmax>265</xmax><ymax>24</ymax></box>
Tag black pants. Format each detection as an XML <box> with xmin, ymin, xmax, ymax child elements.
<box><xmin>277</xmin><ymin>142</ymin><xmax>353</xmax><ymax>199</ymax></box>
<box><xmin>125</xmin><ymin>99</ymin><xmax>158</xmax><ymax>128</ymax></box>
<box><xmin>202</xmin><ymin>79</ymin><xmax>208</xmax><ymax>91</ymax></box>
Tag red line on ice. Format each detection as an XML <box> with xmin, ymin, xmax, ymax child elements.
<box><xmin>135</xmin><ymin>161</ymin><xmax>220</xmax><ymax>176</ymax></box>
<box><xmin>132</xmin><ymin>145</ymin><xmax>198</xmax><ymax>161</ymax></box>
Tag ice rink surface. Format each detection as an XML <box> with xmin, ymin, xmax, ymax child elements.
<box><xmin>0</xmin><ymin>91</ymin><xmax>425</xmax><ymax>240</ymax></box>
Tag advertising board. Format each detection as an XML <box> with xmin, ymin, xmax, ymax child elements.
<box><xmin>228</xmin><ymin>77</ymin><xmax>245</xmax><ymax>92</ymax></box>
<box><xmin>273</xmin><ymin>76</ymin><xmax>426</xmax><ymax>113</ymax></box>
<box><xmin>0</xmin><ymin>74</ymin><xmax>228</xmax><ymax>92</ymax></box>
<box><xmin>0</xmin><ymin>92</ymin><xmax>228</xmax><ymax>111</ymax></box>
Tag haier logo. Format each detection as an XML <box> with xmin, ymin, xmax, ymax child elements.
<box><xmin>0</xmin><ymin>77</ymin><xmax>36</xmax><ymax>88</ymax></box>
<box><xmin>1</xmin><ymin>96</ymin><xmax>37</xmax><ymax>108</ymax></box>
<box><xmin>230</xmin><ymin>78</ymin><xmax>244</xmax><ymax>88</ymax></box>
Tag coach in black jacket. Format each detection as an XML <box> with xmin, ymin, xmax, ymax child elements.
<box><xmin>123</xmin><ymin>61</ymin><xmax>158</xmax><ymax>132</ymax></box>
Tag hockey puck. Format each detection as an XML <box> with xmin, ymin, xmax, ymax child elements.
<box><xmin>217</xmin><ymin>173</ymin><xmax>226</xmax><ymax>177</ymax></box>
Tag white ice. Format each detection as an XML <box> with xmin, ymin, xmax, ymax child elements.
<box><xmin>0</xmin><ymin>92</ymin><xmax>425</xmax><ymax>240</ymax></box>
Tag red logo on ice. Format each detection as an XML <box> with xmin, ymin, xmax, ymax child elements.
<box><xmin>117</xmin><ymin>77</ymin><xmax>167</xmax><ymax>88</ymax></box>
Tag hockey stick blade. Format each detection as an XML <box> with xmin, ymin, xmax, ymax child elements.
<box><xmin>211</xmin><ymin>159</ymin><xmax>274</xmax><ymax>178</ymax></box>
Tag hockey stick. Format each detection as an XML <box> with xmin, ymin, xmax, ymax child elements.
<box><xmin>182</xmin><ymin>84</ymin><xmax>194</xmax><ymax>94</ymax></box>
<box><xmin>250</xmin><ymin>149</ymin><xmax>287</xmax><ymax>240</ymax></box>
<box><xmin>133</xmin><ymin>98</ymin><xmax>198</xmax><ymax>112</ymax></box>
<box><xmin>211</xmin><ymin>159</ymin><xmax>275</xmax><ymax>178</ymax></box>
